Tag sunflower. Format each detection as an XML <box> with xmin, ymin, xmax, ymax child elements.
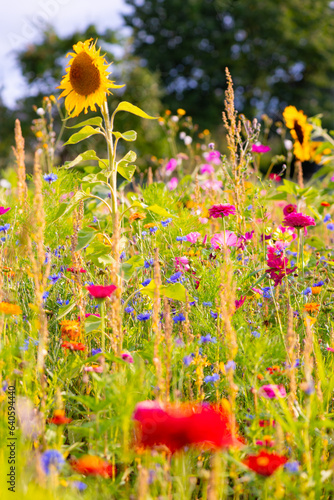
<box><xmin>283</xmin><ymin>106</ymin><xmax>312</xmax><ymax>162</ymax></box>
<box><xmin>58</xmin><ymin>38</ymin><xmax>123</xmax><ymax>117</ymax></box>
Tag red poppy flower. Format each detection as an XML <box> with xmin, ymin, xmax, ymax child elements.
<box><xmin>321</xmin><ymin>202</ymin><xmax>331</xmax><ymax>207</ymax></box>
<box><xmin>133</xmin><ymin>400</ymin><xmax>243</xmax><ymax>453</ymax></box>
<box><xmin>71</xmin><ymin>455</ymin><xmax>115</xmax><ymax>478</ymax></box>
<box><xmin>49</xmin><ymin>410</ymin><xmax>72</xmax><ymax>425</ymax></box>
<box><xmin>243</xmin><ymin>450</ymin><xmax>287</xmax><ymax>476</ymax></box>
<box><xmin>86</xmin><ymin>284</ymin><xmax>117</xmax><ymax>298</ymax></box>
<box><xmin>61</xmin><ymin>341</ymin><xmax>86</xmax><ymax>351</ymax></box>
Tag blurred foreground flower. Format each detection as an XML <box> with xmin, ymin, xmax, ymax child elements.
<box><xmin>87</xmin><ymin>284</ymin><xmax>117</xmax><ymax>298</ymax></box>
<box><xmin>244</xmin><ymin>450</ymin><xmax>288</xmax><ymax>476</ymax></box>
<box><xmin>71</xmin><ymin>455</ymin><xmax>115</xmax><ymax>478</ymax></box>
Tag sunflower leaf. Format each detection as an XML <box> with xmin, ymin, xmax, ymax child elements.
<box><xmin>113</xmin><ymin>101</ymin><xmax>158</xmax><ymax>120</ymax></box>
<box><xmin>64</xmin><ymin>126</ymin><xmax>103</xmax><ymax>145</ymax></box>
<box><xmin>117</xmin><ymin>164</ymin><xmax>136</xmax><ymax>181</ymax></box>
<box><xmin>65</xmin><ymin>117</ymin><xmax>103</xmax><ymax>129</ymax></box>
<box><xmin>51</xmin><ymin>191</ymin><xmax>91</xmax><ymax>222</ymax></box>
<box><xmin>113</xmin><ymin>130</ymin><xmax>137</xmax><ymax>142</ymax></box>
<box><xmin>65</xmin><ymin>150</ymin><xmax>101</xmax><ymax>169</ymax></box>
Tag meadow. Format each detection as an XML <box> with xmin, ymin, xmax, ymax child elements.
<box><xmin>1</xmin><ymin>38</ymin><xmax>334</xmax><ymax>499</ymax></box>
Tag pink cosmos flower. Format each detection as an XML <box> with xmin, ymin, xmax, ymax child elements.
<box><xmin>201</xmin><ymin>180</ymin><xmax>222</xmax><ymax>191</ymax></box>
<box><xmin>199</xmin><ymin>217</ymin><xmax>209</xmax><ymax>224</ymax></box>
<box><xmin>258</xmin><ymin>384</ymin><xmax>286</xmax><ymax>399</ymax></box>
<box><xmin>204</xmin><ymin>150</ymin><xmax>221</xmax><ymax>164</ymax></box>
<box><xmin>165</xmin><ymin>158</ymin><xmax>177</xmax><ymax>175</ymax></box>
<box><xmin>283</xmin><ymin>212</ymin><xmax>316</xmax><ymax>229</ymax></box>
<box><xmin>211</xmin><ymin>231</ymin><xmax>238</xmax><ymax>249</ymax></box>
<box><xmin>283</xmin><ymin>204</ymin><xmax>297</xmax><ymax>217</ymax></box>
<box><xmin>121</xmin><ymin>353</ymin><xmax>134</xmax><ymax>363</ymax></box>
<box><xmin>167</xmin><ymin>177</ymin><xmax>178</xmax><ymax>190</ymax></box>
<box><xmin>87</xmin><ymin>284</ymin><xmax>117</xmax><ymax>299</ymax></box>
<box><xmin>175</xmin><ymin>256</ymin><xmax>190</xmax><ymax>272</ymax></box>
<box><xmin>0</xmin><ymin>207</ymin><xmax>10</xmax><ymax>215</ymax></box>
<box><xmin>84</xmin><ymin>365</ymin><xmax>103</xmax><ymax>373</ymax></box>
<box><xmin>327</xmin><ymin>347</ymin><xmax>334</xmax><ymax>352</ymax></box>
<box><xmin>252</xmin><ymin>288</ymin><xmax>263</xmax><ymax>295</ymax></box>
<box><xmin>186</xmin><ymin>232</ymin><xmax>201</xmax><ymax>243</ymax></box>
<box><xmin>252</xmin><ymin>144</ymin><xmax>271</xmax><ymax>154</ymax></box>
<box><xmin>200</xmin><ymin>164</ymin><xmax>215</xmax><ymax>175</ymax></box>
<box><xmin>208</xmin><ymin>204</ymin><xmax>236</xmax><ymax>218</ymax></box>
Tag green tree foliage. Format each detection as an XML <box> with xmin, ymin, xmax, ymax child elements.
<box><xmin>123</xmin><ymin>0</ymin><xmax>334</xmax><ymax>128</ymax></box>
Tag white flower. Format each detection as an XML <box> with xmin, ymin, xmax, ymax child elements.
<box><xmin>36</xmin><ymin>108</ymin><xmax>45</xmax><ymax>116</ymax></box>
<box><xmin>184</xmin><ymin>136</ymin><xmax>192</xmax><ymax>145</ymax></box>
<box><xmin>284</xmin><ymin>139</ymin><xmax>293</xmax><ymax>151</ymax></box>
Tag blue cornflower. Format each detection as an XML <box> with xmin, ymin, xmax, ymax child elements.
<box><xmin>303</xmin><ymin>287</ymin><xmax>312</xmax><ymax>295</ymax></box>
<box><xmin>176</xmin><ymin>236</ymin><xmax>187</xmax><ymax>242</ymax></box>
<box><xmin>313</xmin><ymin>281</ymin><xmax>324</xmax><ymax>287</ymax></box>
<box><xmin>285</xmin><ymin>461</ymin><xmax>300</xmax><ymax>473</ymax></box>
<box><xmin>225</xmin><ymin>360</ymin><xmax>236</xmax><ymax>371</ymax></box>
<box><xmin>141</xmin><ymin>279</ymin><xmax>151</xmax><ymax>287</ymax></box>
<box><xmin>42</xmin><ymin>291</ymin><xmax>49</xmax><ymax>301</ymax></box>
<box><xmin>324</xmin><ymin>214</ymin><xmax>331</xmax><ymax>223</ymax></box>
<box><xmin>200</xmin><ymin>334</ymin><xmax>217</xmax><ymax>344</ymax></box>
<box><xmin>43</xmin><ymin>173</ymin><xmax>58</xmax><ymax>184</ymax></box>
<box><xmin>57</xmin><ymin>299</ymin><xmax>69</xmax><ymax>306</ymax></box>
<box><xmin>20</xmin><ymin>339</ymin><xmax>30</xmax><ymax>352</ymax></box>
<box><xmin>210</xmin><ymin>311</ymin><xmax>218</xmax><ymax>319</ymax></box>
<box><xmin>48</xmin><ymin>273</ymin><xmax>62</xmax><ymax>284</ymax></box>
<box><xmin>137</xmin><ymin>312</ymin><xmax>151</xmax><ymax>321</ymax></box>
<box><xmin>161</xmin><ymin>218</ymin><xmax>173</xmax><ymax>227</ymax></box>
<box><xmin>327</xmin><ymin>223</ymin><xmax>334</xmax><ymax>231</ymax></box>
<box><xmin>166</xmin><ymin>271</ymin><xmax>183</xmax><ymax>284</ymax></box>
<box><xmin>125</xmin><ymin>306</ymin><xmax>134</xmax><ymax>314</ymax></box>
<box><xmin>286</xmin><ymin>250</ymin><xmax>297</xmax><ymax>257</ymax></box>
<box><xmin>183</xmin><ymin>355</ymin><xmax>193</xmax><ymax>366</ymax></box>
<box><xmin>262</xmin><ymin>286</ymin><xmax>273</xmax><ymax>299</ymax></box>
<box><xmin>144</xmin><ymin>259</ymin><xmax>154</xmax><ymax>268</ymax></box>
<box><xmin>70</xmin><ymin>481</ymin><xmax>87</xmax><ymax>491</ymax></box>
<box><xmin>91</xmin><ymin>348</ymin><xmax>102</xmax><ymax>356</ymax></box>
<box><xmin>120</xmin><ymin>251</ymin><xmax>126</xmax><ymax>260</ymax></box>
<box><xmin>203</xmin><ymin>301</ymin><xmax>212</xmax><ymax>307</ymax></box>
<box><xmin>246</xmin><ymin>205</ymin><xmax>253</xmax><ymax>210</ymax></box>
<box><xmin>141</xmin><ymin>231</ymin><xmax>148</xmax><ymax>237</ymax></box>
<box><xmin>245</xmin><ymin>413</ymin><xmax>255</xmax><ymax>420</ymax></box>
<box><xmin>173</xmin><ymin>313</ymin><xmax>186</xmax><ymax>323</ymax></box>
<box><xmin>93</xmin><ymin>216</ymin><xmax>98</xmax><ymax>223</ymax></box>
<box><xmin>40</xmin><ymin>450</ymin><xmax>64</xmax><ymax>475</ymax></box>
<box><xmin>149</xmin><ymin>226</ymin><xmax>158</xmax><ymax>234</ymax></box>
<box><xmin>0</xmin><ymin>223</ymin><xmax>10</xmax><ymax>233</ymax></box>
<box><xmin>251</xmin><ymin>330</ymin><xmax>261</xmax><ymax>338</ymax></box>
<box><xmin>290</xmin><ymin>259</ymin><xmax>295</xmax><ymax>267</ymax></box>
<box><xmin>204</xmin><ymin>374</ymin><xmax>220</xmax><ymax>384</ymax></box>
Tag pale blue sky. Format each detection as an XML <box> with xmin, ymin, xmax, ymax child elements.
<box><xmin>0</xmin><ymin>0</ymin><xmax>130</xmax><ymax>107</ymax></box>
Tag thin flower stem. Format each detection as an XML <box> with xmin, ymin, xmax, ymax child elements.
<box><xmin>100</xmin><ymin>300</ymin><xmax>106</xmax><ymax>352</ymax></box>
<box><xmin>101</xmin><ymin>101</ymin><xmax>118</xmax><ymax>222</ymax></box>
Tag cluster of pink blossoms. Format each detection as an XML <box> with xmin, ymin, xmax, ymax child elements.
<box><xmin>266</xmin><ymin>241</ymin><xmax>296</xmax><ymax>286</ymax></box>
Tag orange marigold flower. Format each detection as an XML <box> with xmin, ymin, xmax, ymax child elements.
<box><xmin>143</xmin><ymin>222</ymin><xmax>157</xmax><ymax>229</ymax></box>
<box><xmin>321</xmin><ymin>202</ymin><xmax>331</xmax><ymax>207</ymax></box>
<box><xmin>303</xmin><ymin>303</ymin><xmax>320</xmax><ymax>313</ymax></box>
<box><xmin>60</xmin><ymin>319</ymin><xmax>81</xmax><ymax>341</ymax></box>
<box><xmin>71</xmin><ymin>455</ymin><xmax>115</xmax><ymax>478</ymax></box>
<box><xmin>61</xmin><ymin>341</ymin><xmax>85</xmax><ymax>351</ymax></box>
<box><xmin>49</xmin><ymin>410</ymin><xmax>72</xmax><ymax>425</ymax></box>
<box><xmin>177</xmin><ymin>108</ymin><xmax>186</xmax><ymax>116</ymax></box>
<box><xmin>129</xmin><ymin>212</ymin><xmax>146</xmax><ymax>222</ymax></box>
<box><xmin>311</xmin><ymin>287</ymin><xmax>322</xmax><ymax>295</ymax></box>
<box><xmin>0</xmin><ymin>302</ymin><xmax>22</xmax><ymax>315</ymax></box>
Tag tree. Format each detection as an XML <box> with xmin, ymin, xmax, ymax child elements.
<box><xmin>123</xmin><ymin>0</ymin><xmax>334</xmax><ymax>128</ymax></box>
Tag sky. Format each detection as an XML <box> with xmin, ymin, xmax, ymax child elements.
<box><xmin>0</xmin><ymin>0</ymin><xmax>130</xmax><ymax>108</ymax></box>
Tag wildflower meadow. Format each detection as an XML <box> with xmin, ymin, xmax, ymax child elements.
<box><xmin>2</xmin><ymin>38</ymin><xmax>334</xmax><ymax>499</ymax></box>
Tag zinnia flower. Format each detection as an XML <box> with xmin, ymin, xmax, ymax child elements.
<box><xmin>87</xmin><ymin>284</ymin><xmax>117</xmax><ymax>298</ymax></box>
<box><xmin>71</xmin><ymin>455</ymin><xmax>115</xmax><ymax>478</ymax></box>
<box><xmin>208</xmin><ymin>204</ymin><xmax>236</xmax><ymax>218</ymax></box>
<box><xmin>58</xmin><ymin>38</ymin><xmax>123</xmax><ymax>117</ymax></box>
<box><xmin>258</xmin><ymin>384</ymin><xmax>286</xmax><ymax>399</ymax></box>
<box><xmin>283</xmin><ymin>106</ymin><xmax>312</xmax><ymax>162</ymax></box>
<box><xmin>252</xmin><ymin>144</ymin><xmax>271</xmax><ymax>154</ymax></box>
<box><xmin>283</xmin><ymin>212</ymin><xmax>315</xmax><ymax>229</ymax></box>
<box><xmin>244</xmin><ymin>450</ymin><xmax>288</xmax><ymax>476</ymax></box>
<box><xmin>283</xmin><ymin>204</ymin><xmax>297</xmax><ymax>217</ymax></box>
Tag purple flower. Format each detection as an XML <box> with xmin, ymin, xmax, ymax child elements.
<box><xmin>173</xmin><ymin>313</ymin><xmax>186</xmax><ymax>323</ymax></box>
<box><xmin>252</xmin><ymin>144</ymin><xmax>271</xmax><ymax>154</ymax></box>
<box><xmin>165</xmin><ymin>158</ymin><xmax>177</xmax><ymax>174</ymax></box>
<box><xmin>43</xmin><ymin>173</ymin><xmax>58</xmax><ymax>184</ymax></box>
<box><xmin>137</xmin><ymin>312</ymin><xmax>151</xmax><ymax>321</ymax></box>
<box><xmin>40</xmin><ymin>450</ymin><xmax>64</xmax><ymax>475</ymax></box>
<box><xmin>204</xmin><ymin>373</ymin><xmax>220</xmax><ymax>384</ymax></box>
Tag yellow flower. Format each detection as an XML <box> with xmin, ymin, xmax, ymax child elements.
<box><xmin>303</xmin><ymin>302</ymin><xmax>320</xmax><ymax>313</ymax></box>
<box><xmin>0</xmin><ymin>302</ymin><xmax>22</xmax><ymax>315</ymax></box>
<box><xmin>58</xmin><ymin>38</ymin><xmax>123</xmax><ymax>117</ymax></box>
<box><xmin>283</xmin><ymin>106</ymin><xmax>312</xmax><ymax>162</ymax></box>
<box><xmin>311</xmin><ymin>286</ymin><xmax>322</xmax><ymax>295</ymax></box>
<box><xmin>304</xmin><ymin>315</ymin><xmax>316</xmax><ymax>328</ymax></box>
<box><xmin>177</xmin><ymin>108</ymin><xmax>186</xmax><ymax>116</ymax></box>
<box><xmin>60</xmin><ymin>319</ymin><xmax>81</xmax><ymax>341</ymax></box>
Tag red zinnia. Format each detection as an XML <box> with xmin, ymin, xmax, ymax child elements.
<box><xmin>61</xmin><ymin>341</ymin><xmax>86</xmax><ymax>351</ymax></box>
<box><xmin>71</xmin><ymin>455</ymin><xmax>115</xmax><ymax>478</ymax></box>
<box><xmin>49</xmin><ymin>410</ymin><xmax>72</xmax><ymax>425</ymax></box>
<box><xmin>208</xmin><ymin>204</ymin><xmax>236</xmax><ymax>218</ymax></box>
<box><xmin>283</xmin><ymin>212</ymin><xmax>315</xmax><ymax>229</ymax></box>
<box><xmin>133</xmin><ymin>400</ymin><xmax>243</xmax><ymax>453</ymax></box>
<box><xmin>243</xmin><ymin>450</ymin><xmax>288</xmax><ymax>476</ymax></box>
<box><xmin>86</xmin><ymin>284</ymin><xmax>117</xmax><ymax>298</ymax></box>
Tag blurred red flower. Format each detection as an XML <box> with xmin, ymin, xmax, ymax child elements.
<box><xmin>86</xmin><ymin>284</ymin><xmax>117</xmax><ymax>298</ymax></box>
<box><xmin>243</xmin><ymin>450</ymin><xmax>287</xmax><ymax>476</ymax></box>
<box><xmin>71</xmin><ymin>455</ymin><xmax>115</xmax><ymax>478</ymax></box>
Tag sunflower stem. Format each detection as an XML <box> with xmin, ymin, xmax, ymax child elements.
<box><xmin>101</xmin><ymin>100</ymin><xmax>118</xmax><ymax>224</ymax></box>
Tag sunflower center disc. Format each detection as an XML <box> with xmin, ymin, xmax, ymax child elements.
<box><xmin>69</xmin><ymin>52</ymin><xmax>101</xmax><ymax>96</ymax></box>
<box><xmin>293</xmin><ymin>120</ymin><xmax>304</xmax><ymax>145</ymax></box>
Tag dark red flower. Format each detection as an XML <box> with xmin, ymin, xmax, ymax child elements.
<box><xmin>243</xmin><ymin>450</ymin><xmax>288</xmax><ymax>476</ymax></box>
<box><xmin>133</xmin><ymin>400</ymin><xmax>243</xmax><ymax>453</ymax></box>
<box><xmin>86</xmin><ymin>284</ymin><xmax>117</xmax><ymax>298</ymax></box>
<box><xmin>269</xmin><ymin>173</ymin><xmax>281</xmax><ymax>183</ymax></box>
<box><xmin>208</xmin><ymin>204</ymin><xmax>236</xmax><ymax>218</ymax></box>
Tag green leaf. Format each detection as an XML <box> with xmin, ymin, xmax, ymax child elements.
<box><xmin>148</xmin><ymin>204</ymin><xmax>175</xmax><ymax>218</ymax></box>
<box><xmin>86</xmin><ymin>240</ymin><xmax>115</xmax><ymax>268</ymax></box>
<box><xmin>118</xmin><ymin>164</ymin><xmax>136</xmax><ymax>181</ymax></box>
<box><xmin>64</xmin><ymin>126</ymin><xmax>103</xmax><ymax>145</ymax></box>
<box><xmin>120</xmin><ymin>255</ymin><xmax>144</xmax><ymax>281</ymax></box>
<box><xmin>66</xmin><ymin>117</ymin><xmax>103</xmax><ymax>129</ymax></box>
<box><xmin>85</xmin><ymin>315</ymin><xmax>102</xmax><ymax>334</ymax></box>
<box><xmin>276</xmin><ymin>179</ymin><xmax>298</xmax><ymax>196</ymax></box>
<box><xmin>56</xmin><ymin>300</ymin><xmax>76</xmax><ymax>320</ymax></box>
<box><xmin>76</xmin><ymin>228</ymin><xmax>97</xmax><ymax>251</ymax></box>
<box><xmin>139</xmin><ymin>280</ymin><xmax>192</xmax><ymax>302</ymax></box>
<box><xmin>113</xmin><ymin>130</ymin><xmax>137</xmax><ymax>141</ymax></box>
<box><xmin>65</xmin><ymin>150</ymin><xmax>101</xmax><ymax>169</ymax></box>
<box><xmin>113</xmin><ymin>101</ymin><xmax>158</xmax><ymax>120</ymax></box>
<box><xmin>52</xmin><ymin>191</ymin><xmax>90</xmax><ymax>222</ymax></box>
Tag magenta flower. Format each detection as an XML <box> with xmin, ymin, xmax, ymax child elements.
<box><xmin>175</xmin><ymin>256</ymin><xmax>190</xmax><ymax>272</ymax></box>
<box><xmin>204</xmin><ymin>150</ymin><xmax>221</xmax><ymax>164</ymax></box>
<box><xmin>87</xmin><ymin>284</ymin><xmax>117</xmax><ymax>299</ymax></box>
<box><xmin>167</xmin><ymin>177</ymin><xmax>178</xmax><ymax>190</ymax></box>
<box><xmin>269</xmin><ymin>173</ymin><xmax>281</xmax><ymax>183</ymax></box>
<box><xmin>121</xmin><ymin>353</ymin><xmax>134</xmax><ymax>363</ymax></box>
<box><xmin>186</xmin><ymin>232</ymin><xmax>201</xmax><ymax>243</ymax></box>
<box><xmin>252</xmin><ymin>144</ymin><xmax>271</xmax><ymax>154</ymax></box>
<box><xmin>283</xmin><ymin>212</ymin><xmax>315</xmax><ymax>229</ymax></box>
<box><xmin>208</xmin><ymin>204</ymin><xmax>236</xmax><ymax>218</ymax></box>
<box><xmin>0</xmin><ymin>207</ymin><xmax>10</xmax><ymax>215</ymax></box>
<box><xmin>211</xmin><ymin>231</ymin><xmax>238</xmax><ymax>249</ymax></box>
<box><xmin>258</xmin><ymin>385</ymin><xmax>286</xmax><ymax>399</ymax></box>
<box><xmin>283</xmin><ymin>204</ymin><xmax>297</xmax><ymax>217</ymax></box>
<box><xmin>201</xmin><ymin>180</ymin><xmax>222</xmax><ymax>191</ymax></box>
<box><xmin>165</xmin><ymin>158</ymin><xmax>177</xmax><ymax>174</ymax></box>
<box><xmin>200</xmin><ymin>164</ymin><xmax>215</xmax><ymax>175</ymax></box>
<box><xmin>235</xmin><ymin>296</ymin><xmax>246</xmax><ymax>310</ymax></box>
